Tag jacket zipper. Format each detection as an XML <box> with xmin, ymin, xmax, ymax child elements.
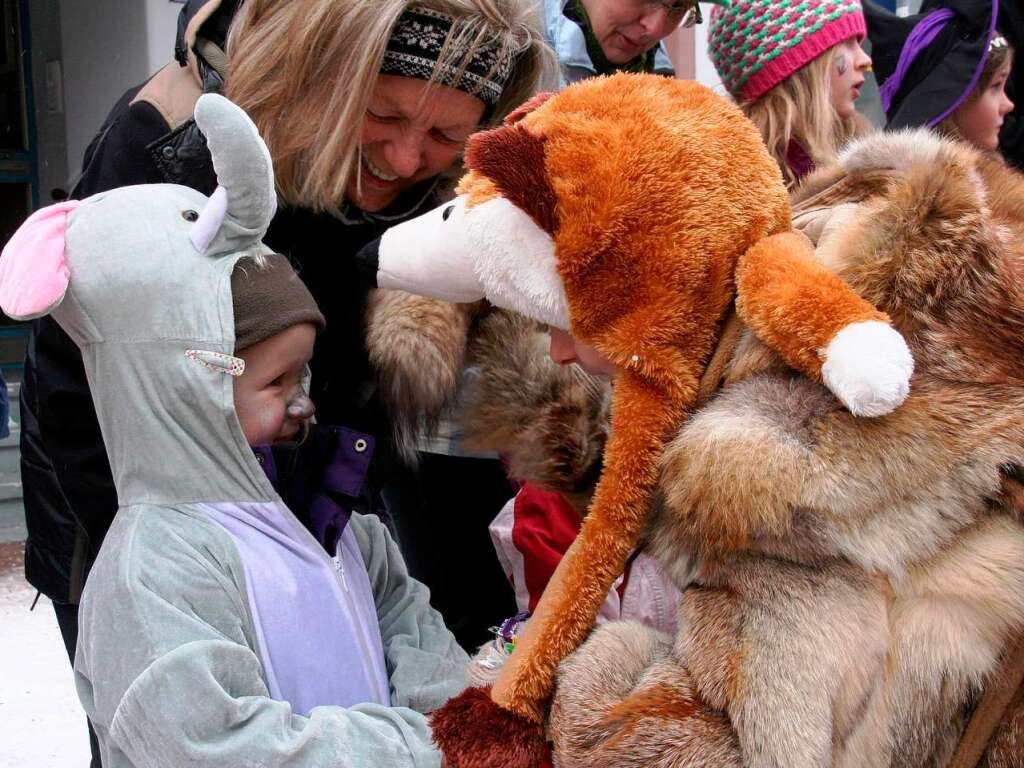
<box><xmin>271</xmin><ymin>499</ymin><xmax>391</xmax><ymax>704</ymax></box>
<box><xmin>331</xmin><ymin>551</ymin><xmax>349</xmax><ymax>593</ymax></box>
<box><xmin>332</xmin><ymin>536</ymin><xmax>391</xmax><ymax>704</ymax></box>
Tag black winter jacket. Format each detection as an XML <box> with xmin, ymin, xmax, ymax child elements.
<box><xmin>21</xmin><ymin>0</ymin><xmax>440</xmax><ymax>602</ymax></box>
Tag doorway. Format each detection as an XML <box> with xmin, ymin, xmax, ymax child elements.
<box><xmin>0</xmin><ymin>0</ymin><xmax>35</xmax><ymax>380</ymax></box>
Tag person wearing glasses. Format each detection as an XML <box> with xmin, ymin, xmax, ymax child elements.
<box><xmin>544</xmin><ymin>0</ymin><xmax>721</xmax><ymax>86</ymax></box>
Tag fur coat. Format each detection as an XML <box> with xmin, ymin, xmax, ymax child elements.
<box><xmin>448</xmin><ymin>131</ymin><xmax>1024</xmax><ymax>768</ymax></box>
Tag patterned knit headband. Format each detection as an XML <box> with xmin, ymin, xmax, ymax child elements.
<box><xmin>381</xmin><ymin>7</ymin><xmax>519</xmax><ymax>106</ymax></box>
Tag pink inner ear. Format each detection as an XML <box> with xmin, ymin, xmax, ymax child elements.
<box><xmin>0</xmin><ymin>200</ymin><xmax>78</xmax><ymax>320</ymax></box>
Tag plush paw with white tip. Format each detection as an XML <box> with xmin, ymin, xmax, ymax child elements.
<box><xmin>821</xmin><ymin>320</ymin><xmax>914</xmax><ymax>417</ymax></box>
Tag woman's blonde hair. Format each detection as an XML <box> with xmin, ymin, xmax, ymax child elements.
<box><xmin>225</xmin><ymin>0</ymin><xmax>551</xmax><ymax>211</ymax></box>
<box><xmin>742</xmin><ymin>43</ymin><xmax>866</xmax><ymax>188</ymax></box>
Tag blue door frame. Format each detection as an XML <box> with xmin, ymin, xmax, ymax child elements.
<box><xmin>0</xmin><ymin>0</ymin><xmax>39</xmax><ymax>209</ymax></box>
<box><xmin>0</xmin><ymin>0</ymin><xmax>38</xmax><ymax>370</ymax></box>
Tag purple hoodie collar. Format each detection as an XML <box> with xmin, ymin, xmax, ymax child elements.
<box><xmin>252</xmin><ymin>427</ymin><xmax>376</xmax><ymax>554</ymax></box>
<box><xmin>879</xmin><ymin>9</ymin><xmax>956</xmax><ymax>113</ymax></box>
<box><xmin>252</xmin><ymin>445</ymin><xmax>278</xmax><ymax>487</ymax></box>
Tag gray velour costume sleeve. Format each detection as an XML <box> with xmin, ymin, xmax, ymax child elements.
<box><xmin>351</xmin><ymin>512</ymin><xmax>471</xmax><ymax>711</ymax></box>
<box><xmin>75</xmin><ymin>507</ymin><xmax>451</xmax><ymax>768</ymax></box>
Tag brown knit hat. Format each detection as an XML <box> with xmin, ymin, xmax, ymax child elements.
<box><xmin>231</xmin><ymin>254</ymin><xmax>324</xmax><ymax>351</ymax></box>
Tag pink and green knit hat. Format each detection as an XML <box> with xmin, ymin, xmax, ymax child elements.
<box><xmin>708</xmin><ymin>0</ymin><xmax>866</xmax><ymax>102</ymax></box>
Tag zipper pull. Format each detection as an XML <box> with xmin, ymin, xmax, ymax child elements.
<box><xmin>332</xmin><ymin>552</ymin><xmax>349</xmax><ymax>593</ymax></box>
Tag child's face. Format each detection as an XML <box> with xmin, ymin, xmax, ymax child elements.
<box><xmin>234</xmin><ymin>323</ymin><xmax>317</xmax><ymax>446</ymax></box>
<box><xmin>829</xmin><ymin>37</ymin><xmax>872</xmax><ymax>120</ymax></box>
<box><xmin>952</xmin><ymin>58</ymin><xmax>1015</xmax><ymax>152</ymax></box>
<box><xmin>549</xmin><ymin>327</ymin><xmax>620</xmax><ymax>379</ymax></box>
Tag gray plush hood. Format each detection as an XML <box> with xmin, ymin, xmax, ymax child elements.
<box><xmin>0</xmin><ymin>94</ymin><xmax>278</xmax><ymax>506</ymax></box>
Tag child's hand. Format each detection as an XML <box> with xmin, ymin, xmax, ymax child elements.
<box><xmin>468</xmin><ymin>640</ymin><xmax>511</xmax><ymax>686</ymax></box>
<box><xmin>467</xmin><ymin>613</ymin><xmax>530</xmax><ymax>687</ymax></box>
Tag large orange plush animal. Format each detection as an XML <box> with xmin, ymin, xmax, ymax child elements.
<box><xmin>358</xmin><ymin>73</ymin><xmax>913</xmax><ymax>766</ymax></box>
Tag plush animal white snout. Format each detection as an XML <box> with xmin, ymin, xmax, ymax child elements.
<box><xmin>365</xmin><ymin>195</ymin><xmax>570</xmax><ymax>330</ymax></box>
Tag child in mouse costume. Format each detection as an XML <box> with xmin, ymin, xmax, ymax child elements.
<box><xmin>0</xmin><ymin>94</ymin><xmax>467</xmax><ymax>767</ymax></box>
<box><xmin>357</xmin><ymin>72</ymin><xmax>915</xmax><ymax>767</ymax></box>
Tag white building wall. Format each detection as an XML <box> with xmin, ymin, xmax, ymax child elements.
<box><xmin>692</xmin><ymin>17</ymin><xmax>723</xmax><ymax>94</ymax></box>
<box><xmin>146</xmin><ymin>0</ymin><xmax>182</xmax><ymax>76</ymax></box>
<box><xmin>56</xmin><ymin>0</ymin><xmax>178</xmax><ymax>185</ymax></box>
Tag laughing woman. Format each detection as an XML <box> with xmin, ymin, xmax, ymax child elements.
<box><xmin>20</xmin><ymin>2</ymin><xmax>549</xmax><ymax>764</ymax></box>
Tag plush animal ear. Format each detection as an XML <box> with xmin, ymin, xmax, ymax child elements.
<box><xmin>464</xmin><ymin>124</ymin><xmax>558</xmax><ymax>235</ymax></box>
<box><xmin>0</xmin><ymin>200</ymin><xmax>79</xmax><ymax>320</ymax></box>
<box><xmin>191</xmin><ymin>93</ymin><xmax>276</xmax><ymax>255</ymax></box>
<box><xmin>503</xmin><ymin>91</ymin><xmax>555</xmax><ymax>125</ymax></box>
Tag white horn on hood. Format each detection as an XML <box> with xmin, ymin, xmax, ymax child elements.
<box><xmin>190</xmin><ymin>93</ymin><xmax>277</xmax><ymax>256</ymax></box>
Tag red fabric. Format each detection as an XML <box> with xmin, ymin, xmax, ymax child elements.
<box><xmin>511</xmin><ymin>483</ymin><xmax>627</xmax><ymax>613</ymax></box>
<box><xmin>430</xmin><ymin>686</ymin><xmax>548</xmax><ymax>768</ymax></box>
<box><xmin>512</xmin><ymin>484</ymin><xmax>581</xmax><ymax>614</ymax></box>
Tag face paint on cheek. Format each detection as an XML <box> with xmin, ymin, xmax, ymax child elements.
<box><xmin>834</xmin><ymin>53</ymin><xmax>849</xmax><ymax>76</ymax></box>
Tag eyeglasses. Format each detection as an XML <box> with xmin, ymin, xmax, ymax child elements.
<box><xmin>645</xmin><ymin>0</ymin><xmax>703</xmax><ymax>27</ymax></box>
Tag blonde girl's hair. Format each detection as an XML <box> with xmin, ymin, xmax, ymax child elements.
<box><xmin>225</xmin><ymin>0</ymin><xmax>552</xmax><ymax>211</ymax></box>
<box><xmin>741</xmin><ymin>43</ymin><xmax>867</xmax><ymax>189</ymax></box>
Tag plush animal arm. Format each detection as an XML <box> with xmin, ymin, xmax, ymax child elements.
<box><xmin>737</xmin><ymin>231</ymin><xmax>913</xmax><ymax>417</ymax></box>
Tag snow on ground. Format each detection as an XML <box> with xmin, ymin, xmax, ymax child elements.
<box><xmin>0</xmin><ymin>542</ymin><xmax>92</xmax><ymax>768</ymax></box>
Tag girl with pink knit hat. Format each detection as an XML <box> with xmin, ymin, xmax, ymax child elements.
<box><xmin>708</xmin><ymin>0</ymin><xmax>873</xmax><ymax>187</ymax></box>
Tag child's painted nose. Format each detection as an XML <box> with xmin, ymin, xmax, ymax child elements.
<box><xmin>286</xmin><ymin>392</ymin><xmax>314</xmax><ymax>420</ymax></box>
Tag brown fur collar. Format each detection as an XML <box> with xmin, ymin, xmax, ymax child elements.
<box><xmin>363</xmin><ymin>288</ymin><xmax>477</xmax><ymax>463</ymax></box>
<box><xmin>363</xmin><ymin>290</ymin><xmax>610</xmax><ymax>484</ymax></box>
<box><xmin>459</xmin><ymin>309</ymin><xmax>609</xmax><ymax>515</ymax></box>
